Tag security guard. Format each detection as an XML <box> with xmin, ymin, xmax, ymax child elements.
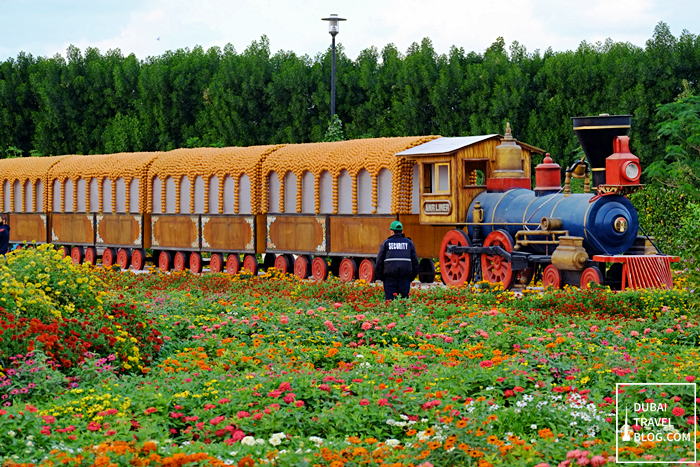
<box><xmin>375</xmin><ymin>220</ymin><xmax>419</xmax><ymax>300</ymax></box>
<box><xmin>0</xmin><ymin>215</ymin><xmax>9</xmax><ymax>255</ymax></box>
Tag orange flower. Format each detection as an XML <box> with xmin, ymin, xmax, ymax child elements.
<box><xmin>456</xmin><ymin>419</ymin><xmax>468</xmax><ymax>429</ymax></box>
<box><xmin>238</xmin><ymin>456</ymin><xmax>255</xmax><ymax>467</ymax></box>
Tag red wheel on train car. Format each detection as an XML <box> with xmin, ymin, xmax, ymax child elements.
<box><xmin>226</xmin><ymin>254</ymin><xmax>241</xmax><ymax>275</ymax></box>
<box><xmin>117</xmin><ymin>248</ymin><xmax>131</xmax><ymax>270</ymax></box>
<box><xmin>580</xmin><ymin>266</ymin><xmax>603</xmax><ymax>289</ymax></box>
<box><xmin>312</xmin><ymin>257</ymin><xmax>329</xmax><ymax>281</ymax></box>
<box><xmin>481</xmin><ymin>230</ymin><xmax>516</xmax><ymax>289</ymax></box>
<box><xmin>542</xmin><ymin>264</ymin><xmax>562</xmax><ymax>289</ymax></box>
<box><xmin>102</xmin><ymin>248</ymin><xmax>116</xmax><ymax>267</ymax></box>
<box><xmin>131</xmin><ymin>249</ymin><xmax>146</xmax><ymax>271</ymax></box>
<box><xmin>242</xmin><ymin>254</ymin><xmax>258</xmax><ymax>276</ymax></box>
<box><xmin>174</xmin><ymin>252</ymin><xmax>187</xmax><ymax>272</ymax></box>
<box><xmin>359</xmin><ymin>259</ymin><xmax>376</xmax><ymax>283</ymax></box>
<box><xmin>159</xmin><ymin>251</ymin><xmax>173</xmax><ymax>272</ymax></box>
<box><xmin>439</xmin><ymin>229</ymin><xmax>472</xmax><ymax>286</ymax></box>
<box><xmin>339</xmin><ymin>258</ymin><xmax>358</xmax><ymax>282</ymax></box>
<box><xmin>61</xmin><ymin>245</ymin><xmax>70</xmax><ymax>258</ymax></box>
<box><xmin>210</xmin><ymin>253</ymin><xmax>224</xmax><ymax>273</ymax></box>
<box><xmin>294</xmin><ymin>255</ymin><xmax>312</xmax><ymax>279</ymax></box>
<box><xmin>274</xmin><ymin>254</ymin><xmax>292</xmax><ymax>274</ymax></box>
<box><xmin>70</xmin><ymin>246</ymin><xmax>84</xmax><ymax>265</ymax></box>
<box><xmin>189</xmin><ymin>252</ymin><xmax>203</xmax><ymax>274</ymax></box>
<box><xmin>84</xmin><ymin>247</ymin><xmax>97</xmax><ymax>266</ymax></box>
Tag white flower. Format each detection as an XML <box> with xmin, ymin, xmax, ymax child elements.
<box><xmin>356</xmin><ymin>354</ymin><xmax>364</xmax><ymax>359</ymax></box>
<box><xmin>255</xmin><ymin>438</ymin><xmax>266</xmax><ymax>445</ymax></box>
<box><xmin>309</xmin><ymin>436</ymin><xmax>323</xmax><ymax>446</ymax></box>
<box><xmin>386</xmin><ymin>419</ymin><xmax>396</xmax><ymax>426</ymax></box>
<box><xmin>8</xmin><ymin>430</ymin><xmax>15</xmax><ymax>437</ymax></box>
<box><xmin>269</xmin><ymin>432</ymin><xmax>286</xmax><ymax>446</ymax></box>
<box><xmin>26</xmin><ymin>441</ymin><xmax>34</xmax><ymax>447</ymax></box>
<box><xmin>385</xmin><ymin>439</ymin><xmax>400</xmax><ymax>447</ymax></box>
<box><xmin>530</xmin><ymin>424</ymin><xmax>537</xmax><ymax>429</ymax></box>
<box><xmin>241</xmin><ymin>436</ymin><xmax>256</xmax><ymax>446</ymax></box>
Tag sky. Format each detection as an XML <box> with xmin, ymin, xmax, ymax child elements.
<box><xmin>1</xmin><ymin>0</ymin><xmax>698</xmax><ymax>62</ymax></box>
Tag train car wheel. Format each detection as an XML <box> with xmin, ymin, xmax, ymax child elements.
<box><xmin>542</xmin><ymin>264</ymin><xmax>562</xmax><ymax>289</ymax></box>
<box><xmin>102</xmin><ymin>248</ymin><xmax>116</xmax><ymax>267</ymax></box>
<box><xmin>61</xmin><ymin>245</ymin><xmax>70</xmax><ymax>258</ymax></box>
<box><xmin>189</xmin><ymin>252</ymin><xmax>203</xmax><ymax>274</ymax></box>
<box><xmin>226</xmin><ymin>254</ymin><xmax>241</xmax><ymax>275</ymax></box>
<box><xmin>174</xmin><ymin>252</ymin><xmax>187</xmax><ymax>272</ymax></box>
<box><xmin>312</xmin><ymin>257</ymin><xmax>329</xmax><ymax>281</ymax></box>
<box><xmin>359</xmin><ymin>258</ymin><xmax>376</xmax><ymax>283</ymax></box>
<box><xmin>159</xmin><ymin>251</ymin><xmax>173</xmax><ymax>272</ymax></box>
<box><xmin>263</xmin><ymin>253</ymin><xmax>276</xmax><ymax>271</ymax></box>
<box><xmin>274</xmin><ymin>254</ymin><xmax>292</xmax><ymax>274</ymax></box>
<box><xmin>70</xmin><ymin>246</ymin><xmax>84</xmax><ymax>265</ymax></box>
<box><xmin>418</xmin><ymin>258</ymin><xmax>436</xmax><ymax>283</ymax></box>
<box><xmin>580</xmin><ymin>266</ymin><xmax>603</xmax><ymax>289</ymax></box>
<box><xmin>439</xmin><ymin>230</ymin><xmax>472</xmax><ymax>286</ymax></box>
<box><xmin>117</xmin><ymin>248</ymin><xmax>131</xmax><ymax>270</ymax></box>
<box><xmin>339</xmin><ymin>258</ymin><xmax>358</xmax><ymax>282</ymax></box>
<box><xmin>242</xmin><ymin>254</ymin><xmax>258</xmax><ymax>276</ymax></box>
<box><xmin>294</xmin><ymin>255</ymin><xmax>311</xmax><ymax>279</ymax></box>
<box><xmin>131</xmin><ymin>249</ymin><xmax>146</xmax><ymax>271</ymax></box>
<box><xmin>84</xmin><ymin>247</ymin><xmax>97</xmax><ymax>266</ymax></box>
<box><xmin>514</xmin><ymin>267</ymin><xmax>535</xmax><ymax>288</ymax></box>
<box><xmin>210</xmin><ymin>253</ymin><xmax>224</xmax><ymax>273</ymax></box>
<box><xmin>481</xmin><ymin>230</ymin><xmax>516</xmax><ymax>289</ymax></box>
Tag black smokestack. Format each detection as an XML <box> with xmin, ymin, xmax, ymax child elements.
<box><xmin>572</xmin><ymin>114</ymin><xmax>631</xmax><ymax>188</ymax></box>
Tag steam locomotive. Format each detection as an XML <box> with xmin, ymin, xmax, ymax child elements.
<box><xmin>0</xmin><ymin>115</ymin><xmax>676</xmax><ymax>291</ymax></box>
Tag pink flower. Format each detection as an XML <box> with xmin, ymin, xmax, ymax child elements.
<box><xmin>333</xmin><ymin>302</ymin><xmax>343</xmax><ymax>309</ymax></box>
<box><xmin>283</xmin><ymin>393</ymin><xmax>296</xmax><ymax>404</ymax></box>
<box><xmin>87</xmin><ymin>421</ymin><xmax>101</xmax><ymax>432</ymax></box>
<box><xmin>319</xmin><ymin>384</ymin><xmax>331</xmax><ymax>392</ymax></box>
<box><xmin>359</xmin><ymin>399</ymin><xmax>370</xmax><ymax>406</ymax></box>
<box><xmin>237</xmin><ymin>411</ymin><xmax>251</xmax><ymax>419</ymax></box>
<box><xmin>184</xmin><ymin>416</ymin><xmax>199</xmax><ymax>422</ymax></box>
<box><xmin>534</xmin><ymin>464</ymin><xmax>551</xmax><ymax>467</ymax></box>
<box><xmin>279</xmin><ymin>381</ymin><xmax>292</xmax><ymax>392</ymax></box>
<box><xmin>387</xmin><ymin>322</ymin><xmax>396</xmax><ymax>330</ymax></box>
<box><xmin>295</xmin><ymin>400</ymin><xmax>305</xmax><ymax>407</ymax></box>
<box><xmin>210</xmin><ymin>415</ymin><xmax>226</xmax><ymax>425</ymax></box>
<box><xmin>377</xmin><ymin>398</ymin><xmax>389</xmax><ymax>406</ymax></box>
<box><xmin>42</xmin><ymin>415</ymin><xmax>56</xmax><ymax>424</ymax></box>
<box><xmin>686</xmin><ymin>375</ymin><xmax>696</xmax><ymax>383</ymax></box>
<box><xmin>40</xmin><ymin>425</ymin><xmax>51</xmax><ymax>436</ymax></box>
<box><xmin>105</xmin><ymin>430</ymin><xmax>116</xmax><ymax>436</ymax></box>
<box><xmin>672</xmin><ymin>406</ymin><xmax>685</xmax><ymax>417</ymax></box>
<box><xmin>252</xmin><ymin>413</ymin><xmax>263</xmax><ymax>420</ymax></box>
<box><xmin>170</xmin><ymin>412</ymin><xmax>183</xmax><ymax>419</ymax></box>
<box><xmin>630</xmin><ymin>331</ymin><xmax>639</xmax><ymax>337</ymax></box>
<box><xmin>219</xmin><ymin>398</ymin><xmax>231</xmax><ymax>404</ymax></box>
<box><xmin>362</xmin><ymin>322</ymin><xmax>372</xmax><ymax>331</ymax></box>
<box><xmin>643</xmin><ymin>328</ymin><xmax>651</xmax><ymax>334</ymax></box>
<box><xmin>590</xmin><ymin>455</ymin><xmax>607</xmax><ymax>466</ymax></box>
<box><xmin>665</xmin><ymin>328</ymin><xmax>674</xmax><ymax>333</ymax></box>
<box><xmin>280</xmin><ymin>316</ymin><xmax>289</xmax><ymax>324</ymax></box>
<box><xmin>444</xmin><ymin>337</ymin><xmax>453</xmax><ymax>344</ymax></box>
<box><xmin>204</xmin><ymin>404</ymin><xmax>216</xmax><ymax>410</ymax></box>
<box><xmin>196</xmin><ymin>422</ymin><xmax>205</xmax><ymax>430</ymax></box>
<box><xmin>479</xmin><ymin>360</ymin><xmax>493</xmax><ymax>368</ymax></box>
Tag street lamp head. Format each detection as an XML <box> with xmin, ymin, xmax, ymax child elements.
<box><xmin>321</xmin><ymin>14</ymin><xmax>346</xmax><ymax>37</ymax></box>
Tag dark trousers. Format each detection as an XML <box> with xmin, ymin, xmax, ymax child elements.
<box><xmin>383</xmin><ymin>279</ymin><xmax>411</xmax><ymax>301</ymax></box>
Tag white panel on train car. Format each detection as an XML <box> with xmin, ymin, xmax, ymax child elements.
<box><xmin>301</xmin><ymin>171</ymin><xmax>315</xmax><ymax>214</ymax></box>
<box><xmin>208</xmin><ymin>176</ymin><xmax>219</xmax><ymax>214</ymax></box>
<box><xmin>152</xmin><ymin>176</ymin><xmax>162</xmax><ymax>213</ymax></box>
<box><xmin>180</xmin><ymin>176</ymin><xmax>191</xmax><ymax>214</ymax></box>
<box><xmin>102</xmin><ymin>178</ymin><xmax>113</xmax><ymax>213</ymax></box>
<box><xmin>64</xmin><ymin>179</ymin><xmax>74</xmax><ymax>212</ymax></box>
<box><xmin>412</xmin><ymin>163</ymin><xmax>419</xmax><ymax>214</ymax></box>
<box><xmin>319</xmin><ymin>171</ymin><xmax>332</xmax><ymax>214</ymax></box>
<box><xmin>357</xmin><ymin>169</ymin><xmax>372</xmax><ymax>214</ymax></box>
<box><xmin>115</xmin><ymin>178</ymin><xmax>126</xmax><ymax>212</ymax></box>
<box><xmin>24</xmin><ymin>180</ymin><xmax>32</xmax><ymax>212</ymax></box>
<box><xmin>284</xmin><ymin>171</ymin><xmax>297</xmax><ymax>214</ymax></box>
<box><xmin>52</xmin><ymin>179</ymin><xmax>61</xmax><ymax>212</ymax></box>
<box><xmin>238</xmin><ymin>174</ymin><xmax>251</xmax><ymax>214</ymax></box>
<box><xmin>377</xmin><ymin>169</ymin><xmax>392</xmax><ymax>214</ymax></box>
<box><xmin>36</xmin><ymin>180</ymin><xmax>44</xmax><ymax>212</ymax></box>
<box><xmin>268</xmin><ymin>171</ymin><xmax>280</xmax><ymax>214</ymax></box>
<box><xmin>76</xmin><ymin>178</ymin><xmax>86</xmax><ymax>212</ymax></box>
<box><xmin>165</xmin><ymin>177</ymin><xmax>176</xmax><ymax>213</ymax></box>
<box><xmin>223</xmin><ymin>175</ymin><xmax>235</xmax><ymax>214</ymax></box>
<box><xmin>129</xmin><ymin>179</ymin><xmax>139</xmax><ymax>213</ymax></box>
<box><xmin>338</xmin><ymin>169</ymin><xmax>352</xmax><ymax>214</ymax></box>
<box><xmin>193</xmin><ymin>176</ymin><xmax>205</xmax><ymax>214</ymax></box>
<box><xmin>89</xmin><ymin>179</ymin><xmax>99</xmax><ymax>212</ymax></box>
<box><xmin>13</xmin><ymin>180</ymin><xmax>22</xmax><ymax>212</ymax></box>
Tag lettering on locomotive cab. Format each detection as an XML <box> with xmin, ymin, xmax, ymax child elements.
<box><xmin>423</xmin><ymin>200</ymin><xmax>452</xmax><ymax>216</ymax></box>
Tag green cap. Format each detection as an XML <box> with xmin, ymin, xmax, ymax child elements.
<box><xmin>390</xmin><ymin>220</ymin><xmax>403</xmax><ymax>231</ymax></box>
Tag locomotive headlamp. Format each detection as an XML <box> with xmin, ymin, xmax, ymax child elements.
<box><xmin>622</xmin><ymin>161</ymin><xmax>640</xmax><ymax>181</ymax></box>
<box><xmin>614</xmin><ymin>217</ymin><xmax>628</xmax><ymax>233</ymax></box>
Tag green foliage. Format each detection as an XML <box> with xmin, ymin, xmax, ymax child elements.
<box><xmin>4</xmin><ymin>146</ymin><xmax>22</xmax><ymax>158</ymax></box>
<box><xmin>323</xmin><ymin>114</ymin><xmax>345</xmax><ymax>142</ymax></box>
<box><xmin>677</xmin><ymin>203</ymin><xmax>700</xmax><ymax>283</ymax></box>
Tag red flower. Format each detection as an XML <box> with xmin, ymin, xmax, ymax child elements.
<box><xmin>210</xmin><ymin>415</ymin><xmax>226</xmax><ymax>425</ymax></box>
<box><xmin>377</xmin><ymin>398</ymin><xmax>389</xmax><ymax>406</ymax></box>
<box><xmin>672</xmin><ymin>407</ymin><xmax>686</xmax><ymax>417</ymax></box>
<box><xmin>40</xmin><ymin>425</ymin><xmax>51</xmax><ymax>436</ymax></box>
<box><xmin>87</xmin><ymin>421</ymin><xmax>101</xmax><ymax>431</ymax></box>
<box><xmin>144</xmin><ymin>407</ymin><xmax>157</xmax><ymax>414</ymax></box>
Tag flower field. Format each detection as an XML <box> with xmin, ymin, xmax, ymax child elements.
<box><xmin>1</xmin><ymin>246</ymin><xmax>699</xmax><ymax>467</ymax></box>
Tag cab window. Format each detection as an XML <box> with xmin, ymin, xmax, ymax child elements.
<box><xmin>423</xmin><ymin>163</ymin><xmax>450</xmax><ymax>194</ymax></box>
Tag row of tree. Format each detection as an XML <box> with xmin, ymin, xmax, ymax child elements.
<box><xmin>0</xmin><ymin>22</ymin><xmax>698</xmax><ymax>170</ymax></box>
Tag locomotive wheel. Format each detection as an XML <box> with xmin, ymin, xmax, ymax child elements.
<box><xmin>542</xmin><ymin>264</ymin><xmax>562</xmax><ymax>289</ymax></box>
<box><xmin>358</xmin><ymin>258</ymin><xmax>376</xmax><ymax>283</ymax></box>
<box><xmin>102</xmin><ymin>248</ymin><xmax>116</xmax><ymax>268</ymax></box>
<box><xmin>117</xmin><ymin>248</ymin><xmax>131</xmax><ymax>270</ymax></box>
<box><xmin>312</xmin><ymin>257</ymin><xmax>329</xmax><ymax>281</ymax></box>
<box><xmin>226</xmin><ymin>254</ymin><xmax>241</xmax><ymax>275</ymax></box>
<box><xmin>514</xmin><ymin>267</ymin><xmax>535</xmax><ymax>288</ymax></box>
<box><xmin>210</xmin><ymin>253</ymin><xmax>224</xmax><ymax>273</ymax></box>
<box><xmin>274</xmin><ymin>254</ymin><xmax>292</xmax><ymax>274</ymax></box>
<box><xmin>242</xmin><ymin>254</ymin><xmax>258</xmax><ymax>276</ymax></box>
<box><xmin>189</xmin><ymin>252</ymin><xmax>203</xmax><ymax>274</ymax></box>
<box><xmin>131</xmin><ymin>249</ymin><xmax>146</xmax><ymax>271</ymax></box>
<box><xmin>418</xmin><ymin>258</ymin><xmax>436</xmax><ymax>284</ymax></box>
<box><xmin>339</xmin><ymin>258</ymin><xmax>358</xmax><ymax>282</ymax></box>
<box><xmin>70</xmin><ymin>246</ymin><xmax>84</xmax><ymax>265</ymax></box>
<box><xmin>174</xmin><ymin>252</ymin><xmax>187</xmax><ymax>272</ymax></box>
<box><xmin>263</xmin><ymin>253</ymin><xmax>276</xmax><ymax>271</ymax></box>
<box><xmin>84</xmin><ymin>247</ymin><xmax>97</xmax><ymax>266</ymax></box>
<box><xmin>439</xmin><ymin>230</ymin><xmax>472</xmax><ymax>286</ymax></box>
<box><xmin>294</xmin><ymin>255</ymin><xmax>312</xmax><ymax>280</ymax></box>
<box><xmin>159</xmin><ymin>251</ymin><xmax>173</xmax><ymax>272</ymax></box>
<box><xmin>481</xmin><ymin>230</ymin><xmax>516</xmax><ymax>289</ymax></box>
<box><xmin>580</xmin><ymin>266</ymin><xmax>603</xmax><ymax>289</ymax></box>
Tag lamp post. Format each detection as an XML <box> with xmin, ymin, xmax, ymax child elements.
<box><xmin>321</xmin><ymin>14</ymin><xmax>346</xmax><ymax>118</ymax></box>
